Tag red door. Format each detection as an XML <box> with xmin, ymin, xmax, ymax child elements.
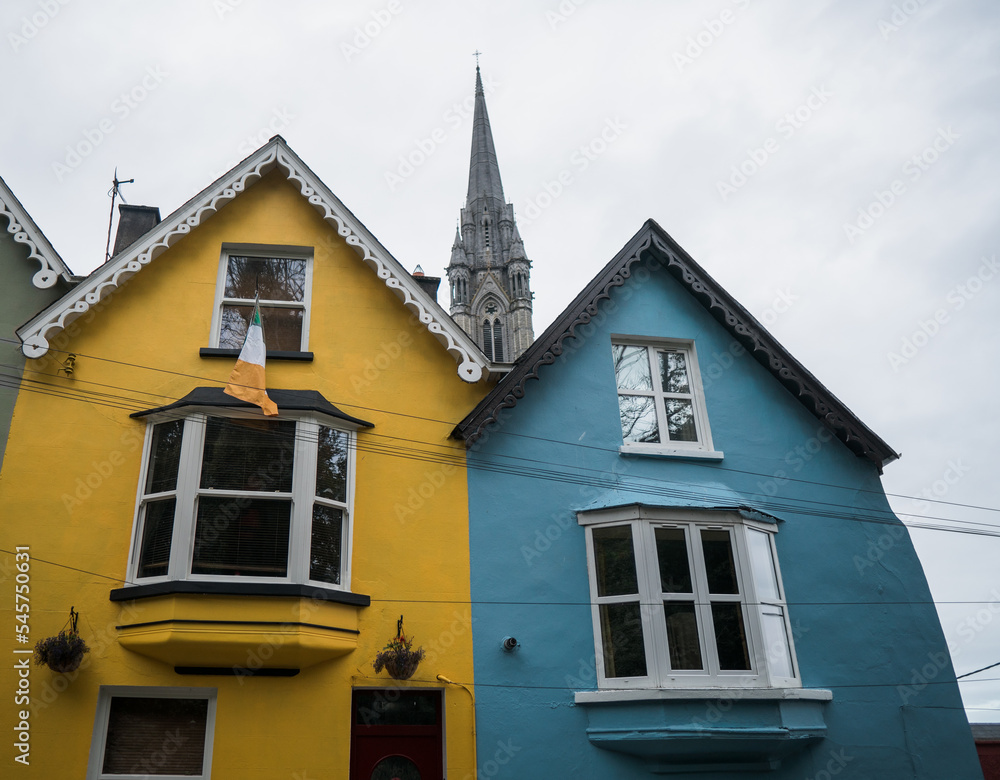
<box><xmin>350</xmin><ymin>689</ymin><xmax>443</xmax><ymax>780</ymax></box>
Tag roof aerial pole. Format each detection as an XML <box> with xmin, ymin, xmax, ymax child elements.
<box><xmin>104</xmin><ymin>168</ymin><xmax>134</xmax><ymax>262</ymax></box>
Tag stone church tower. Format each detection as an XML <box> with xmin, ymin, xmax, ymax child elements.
<box><xmin>446</xmin><ymin>66</ymin><xmax>534</xmax><ymax>363</ymax></box>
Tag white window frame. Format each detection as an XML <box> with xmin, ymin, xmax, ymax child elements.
<box><xmin>208</xmin><ymin>244</ymin><xmax>314</xmax><ymax>351</ymax></box>
<box><xmin>611</xmin><ymin>337</ymin><xmax>721</xmax><ymax>459</ymax></box>
<box><xmin>86</xmin><ymin>686</ymin><xmax>217</xmax><ymax>780</ymax></box>
<box><xmin>126</xmin><ymin>408</ymin><xmax>357</xmax><ymax>590</ymax></box>
<box><xmin>579</xmin><ymin>507</ymin><xmax>799</xmax><ymax>690</ymax></box>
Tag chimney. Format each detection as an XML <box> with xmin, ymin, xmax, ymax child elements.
<box><xmin>411</xmin><ymin>265</ymin><xmax>441</xmax><ymax>302</ymax></box>
<box><xmin>112</xmin><ymin>204</ymin><xmax>161</xmax><ymax>257</ymax></box>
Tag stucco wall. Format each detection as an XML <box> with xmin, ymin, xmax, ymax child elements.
<box><xmin>0</xmin><ymin>171</ymin><xmax>489</xmax><ymax>779</ymax></box>
<box><xmin>0</xmin><ymin>232</ymin><xmax>68</xmax><ymax>471</ymax></box>
<box><xmin>466</xmin><ymin>254</ymin><xmax>982</xmax><ymax>778</ymax></box>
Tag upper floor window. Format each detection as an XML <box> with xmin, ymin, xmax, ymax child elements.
<box><xmin>211</xmin><ymin>247</ymin><xmax>312</xmax><ymax>351</ymax></box>
<box><xmin>612</xmin><ymin>339</ymin><xmax>716</xmax><ymax>455</ymax></box>
<box><xmin>580</xmin><ymin>508</ymin><xmax>798</xmax><ymax>690</ymax></box>
<box><xmin>129</xmin><ymin>410</ymin><xmax>354</xmax><ymax>588</ymax></box>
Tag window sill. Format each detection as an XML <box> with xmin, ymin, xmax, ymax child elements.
<box><xmin>199</xmin><ymin>347</ymin><xmax>314</xmax><ymax>361</ymax></box>
<box><xmin>574</xmin><ymin>687</ymin><xmax>832</xmax><ymax>704</ymax></box>
<box><xmin>574</xmin><ymin>687</ymin><xmax>831</xmax><ymax>773</ymax></box>
<box><xmin>618</xmin><ymin>445</ymin><xmax>724</xmax><ymax>461</ymax></box>
<box><xmin>111</xmin><ymin>583</ymin><xmax>369</xmax><ymax>670</ymax></box>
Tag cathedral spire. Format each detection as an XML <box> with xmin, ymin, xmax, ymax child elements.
<box><xmin>466</xmin><ymin>65</ymin><xmax>506</xmax><ymax>213</ymax></box>
<box><xmin>447</xmin><ymin>62</ymin><xmax>534</xmax><ymax>364</ymax></box>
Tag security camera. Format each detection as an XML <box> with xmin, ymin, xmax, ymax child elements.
<box><xmin>501</xmin><ymin>636</ymin><xmax>518</xmax><ymax>652</ymax></box>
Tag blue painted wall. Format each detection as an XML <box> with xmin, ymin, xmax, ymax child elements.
<box><xmin>466</xmin><ymin>254</ymin><xmax>982</xmax><ymax>778</ymax></box>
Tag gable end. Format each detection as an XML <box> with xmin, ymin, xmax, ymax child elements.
<box><xmin>456</xmin><ymin>220</ymin><xmax>898</xmax><ymax>470</ymax></box>
<box><xmin>15</xmin><ymin>139</ymin><xmax>487</xmax><ymax>383</ymax></box>
<box><xmin>0</xmin><ymin>175</ymin><xmax>74</xmax><ymax>288</ymax></box>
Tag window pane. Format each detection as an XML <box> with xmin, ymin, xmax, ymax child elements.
<box><xmin>592</xmin><ymin>526</ymin><xmax>638</xmax><ymax>596</ymax></box>
<box><xmin>200</xmin><ymin>417</ymin><xmax>295</xmax><ymax>492</ymax></box>
<box><xmin>310</xmin><ymin>505</ymin><xmax>343</xmax><ymax>585</ymax></box>
<box><xmin>658</xmin><ymin>350</ymin><xmax>691</xmax><ymax>394</ymax></box>
<box><xmin>761</xmin><ymin>605</ymin><xmax>794</xmax><ymax>679</ymax></box>
<box><xmin>137</xmin><ymin>499</ymin><xmax>175</xmax><ymax>579</ymax></box>
<box><xmin>219</xmin><ymin>304</ymin><xmax>303</xmax><ymax>351</ymax></box>
<box><xmin>146</xmin><ymin>420</ymin><xmax>184</xmax><ymax>494</ymax></box>
<box><xmin>618</xmin><ymin>395</ymin><xmax>659</xmax><ymax>443</ymax></box>
<box><xmin>370</xmin><ymin>756</ymin><xmax>420</xmax><ymax>780</ymax></box>
<box><xmin>747</xmin><ymin>528</ymin><xmax>780</xmax><ymax>601</ymax></box>
<box><xmin>665</xmin><ymin>399</ymin><xmax>697</xmax><ymax>442</ymax></box>
<box><xmin>192</xmin><ymin>498</ymin><xmax>290</xmax><ymax>577</ymax></box>
<box><xmin>481</xmin><ymin>319</ymin><xmax>493</xmax><ymax>361</ymax></box>
<box><xmin>654</xmin><ymin>528</ymin><xmax>692</xmax><ymax>593</ymax></box>
<box><xmin>218</xmin><ymin>305</ymin><xmax>247</xmax><ymax>350</ymax></box>
<box><xmin>354</xmin><ymin>690</ymin><xmax>440</xmax><ymax>726</ymax></box>
<box><xmin>225</xmin><ymin>256</ymin><xmax>306</xmax><ymax>302</ymax></box>
<box><xmin>712</xmin><ymin>602</ymin><xmax>751</xmax><ymax>670</ymax></box>
<box><xmin>599</xmin><ymin>602</ymin><xmax>647</xmax><ymax>678</ymax></box>
<box><xmin>663</xmin><ymin>602</ymin><xmax>703</xmax><ymax>670</ymax></box>
<box><xmin>316</xmin><ymin>426</ymin><xmax>348</xmax><ymax>503</ymax></box>
<box><xmin>493</xmin><ymin>318</ymin><xmax>503</xmax><ymax>362</ymax></box>
<box><xmin>701</xmin><ymin>529</ymin><xmax>739</xmax><ymax>594</ymax></box>
<box><xmin>613</xmin><ymin>344</ymin><xmax>652</xmax><ymax>391</ymax></box>
<box><xmin>102</xmin><ymin>697</ymin><xmax>208</xmax><ymax>775</ymax></box>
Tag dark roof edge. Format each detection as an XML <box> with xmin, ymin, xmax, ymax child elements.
<box><xmin>130</xmin><ymin>387</ymin><xmax>374</xmax><ymax>428</ymax></box>
<box><xmin>455</xmin><ymin>219</ymin><xmax>899</xmax><ymax>471</ymax></box>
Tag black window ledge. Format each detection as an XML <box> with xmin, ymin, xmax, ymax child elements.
<box><xmin>200</xmin><ymin>347</ymin><xmax>313</xmax><ymax>361</ymax></box>
<box><xmin>110</xmin><ymin>581</ymin><xmax>370</xmax><ymax>607</ymax></box>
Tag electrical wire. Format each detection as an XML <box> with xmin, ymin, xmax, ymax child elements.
<box><xmin>1</xmin><ymin>336</ymin><xmax>996</xmax><ymax>518</ymax></box>
<box><xmin>957</xmin><ymin>660</ymin><xmax>1000</xmax><ymax>680</ymax></box>
<box><xmin>2</xmin><ymin>367</ymin><xmax>998</xmax><ymax>537</ymax></box>
<box><xmin>4</xmin><ymin>548</ymin><xmax>1000</xmax><ymax>611</ymax></box>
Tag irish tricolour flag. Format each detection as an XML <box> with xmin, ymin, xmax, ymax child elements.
<box><xmin>224</xmin><ymin>300</ymin><xmax>279</xmax><ymax>416</ymax></box>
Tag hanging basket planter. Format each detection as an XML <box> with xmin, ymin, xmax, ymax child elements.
<box><xmin>35</xmin><ymin>608</ymin><xmax>89</xmax><ymax>673</ymax></box>
<box><xmin>373</xmin><ymin>616</ymin><xmax>425</xmax><ymax>681</ymax></box>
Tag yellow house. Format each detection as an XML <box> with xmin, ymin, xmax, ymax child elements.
<box><xmin>2</xmin><ymin>137</ymin><xmax>493</xmax><ymax>779</ymax></box>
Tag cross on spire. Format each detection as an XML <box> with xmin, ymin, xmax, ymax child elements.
<box><xmin>473</xmin><ymin>49</ymin><xmax>482</xmax><ymax>68</ymax></box>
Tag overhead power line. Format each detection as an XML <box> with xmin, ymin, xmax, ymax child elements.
<box><xmin>1</xmin><ymin>341</ymin><xmax>997</xmax><ymax>536</ymax></box>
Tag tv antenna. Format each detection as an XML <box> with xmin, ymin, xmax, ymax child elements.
<box><xmin>105</xmin><ymin>168</ymin><xmax>134</xmax><ymax>262</ymax></box>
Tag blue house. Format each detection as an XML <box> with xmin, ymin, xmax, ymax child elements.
<box><xmin>455</xmin><ymin>220</ymin><xmax>981</xmax><ymax>777</ymax></box>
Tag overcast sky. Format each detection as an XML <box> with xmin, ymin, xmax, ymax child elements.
<box><xmin>4</xmin><ymin>1</ymin><xmax>998</xmax><ymax>718</ymax></box>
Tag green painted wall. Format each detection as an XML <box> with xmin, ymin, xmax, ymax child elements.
<box><xmin>0</xmin><ymin>231</ymin><xmax>68</xmax><ymax>470</ymax></box>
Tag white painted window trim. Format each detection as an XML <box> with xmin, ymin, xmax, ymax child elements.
<box><xmin>574</xmin><ymin>687</ymin><xmax>832</xmax><ymax>704</ymax></box>
<box><xmin>86</xmin><ymin>685</ymin><xmax>217</xmax><ymax>780</ymax></box>
<box><xmin>611</xmin><ymin>336</ymin><xmax>719</xmax><ymax>457</ymax></box>
<box><xmin>208</xmin><ymin>243</ymin><xmax>314</xmax><ymax>350</ymax></box>
<box><xmin>126</xmin><ymin>408</ymin><xmax>357</xmax><ymax>591</ymax></box>
<box><xmin>579</xmin><ymin>506</ymin><xmax>799</xmax><ymax>690</ymax></box>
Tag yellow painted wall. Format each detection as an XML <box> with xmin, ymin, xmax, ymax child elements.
<box><xmin>0</xmin><ymin>170</ymin><xmax>489</xmax><ymax>779</ymax></box>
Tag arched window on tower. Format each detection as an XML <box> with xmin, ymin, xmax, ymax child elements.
<box><xmin>493</xmin><ymin>318</ymin><xmax>504</xmax><ymax>362</ymax></box>
<box><xmin>480</xmin><ymin>300</ymin><xmax>505</xmax><ymax>362</ymax></box>
<box><xmin>482</xmin><ymin>319</ymin><xmax>494</xmax><ymax>361</ymax></box>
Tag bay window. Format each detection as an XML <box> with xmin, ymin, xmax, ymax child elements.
<box><xmin>581</xmin><ymin>508</ymin><xmax>798</xmax><ymax>689</ymax></box>
<box><xmin>129</xmin><ymin>410</ymin><xmax>354</xmax><ymax>588</ymax></box>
